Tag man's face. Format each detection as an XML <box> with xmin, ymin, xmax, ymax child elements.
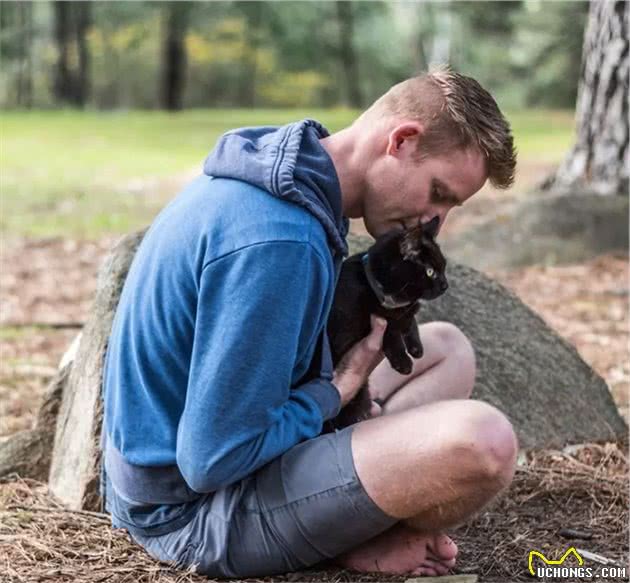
<box><xmin>362</xmin><ymin>125</ymin><xmax>488</xmax><ymax>239</ymax></box>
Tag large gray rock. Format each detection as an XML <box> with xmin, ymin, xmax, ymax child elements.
<box><xmin>442</xmin><ymin>190</ymin><xmax>628</xmax><ymax>270</ymax></box>
<box><xmin>350</xmin><ymin>233</ymin><xmax>627</xmax><ymax>448</ymax></box>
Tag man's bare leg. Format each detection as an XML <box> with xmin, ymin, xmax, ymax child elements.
<box><xmin>369</xmin><ymin>322</ymin><xmax>476</xmax><ymax>412</ymax></box>
<box><xmin>336</xmin><ymin>323</ymin><xmax>518</xmax><ymax>576</ymax></box>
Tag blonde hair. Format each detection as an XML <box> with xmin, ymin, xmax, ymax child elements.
<box><xmin>359</xmin><ymin>65</ymin><xmax>516</xmax><ymax>189</ymax></box>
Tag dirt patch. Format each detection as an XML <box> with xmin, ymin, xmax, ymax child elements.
<box><xmin>1</xmin><ymin>442</ymin><xmax>626</xmax><ymax>583</ymax></box>
<box><xmin>0</xmin><ymin>236</ymin><xmax>116</xmax><ymax>437</ymax></box>
<box><xmin>0</xmin><ymin>236</ymin><xmax>117</xmax><ymax>326</ymax></box>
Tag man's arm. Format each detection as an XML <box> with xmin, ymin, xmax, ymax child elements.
<box><xmin>176</xmin><ymin>240</ymin><xmax>340</xmax><ymax>493</ymax></box>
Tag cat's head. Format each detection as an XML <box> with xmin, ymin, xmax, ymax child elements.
<box><xmin>364</xmin><ymin>216</ymin><xmax>448</xmax><ymax>307</ymax></box>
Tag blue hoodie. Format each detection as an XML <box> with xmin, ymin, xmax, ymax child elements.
<box><xmin>102</xmin><ymin>119</ymin><xmax>348</xmax><ymax>536</ymax></box>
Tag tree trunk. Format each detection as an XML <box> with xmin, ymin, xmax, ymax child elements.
<box><xmin>543</xmin><ymin>0</ymin><xmax>629</xmax><ymax>195</ymax></box>
<box><xmin>412</xmin><ymin>4</ymin><xmax>431</xmax><ymax>74</ymax></box>
<box><xmin>237</xmin><ymin>2</ymin><xmax>262</xmax><ymax>108</ymax></box>
<box><xmin>53</xmin><ymin>1</ymin><xmax>73</xmax><ymax>105</ymax></box>
<box><xmin>336</xmin><ymin>1</ymin><xmax>363</xmax><ymax>108</ymax></box>
<box><xmin>75</xmin><ymin>1</ymin><xmax>91</xmax><ymax>107</ymax></box>
<box><xmin>160</xmin><ymin>2</ymin><xmax>190</xmax><ymax>111</ymax></box>
<box><xmin>16</xmin><ymin>1</ymin><xmax>33</xmax><ymax>108</ymax></box>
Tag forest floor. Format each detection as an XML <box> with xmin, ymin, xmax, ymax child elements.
<box><xmin>1</xmin><ymin>217</ymin><xmax>627</xmax><ymax>583</ymax></box>
<box><xmin>1</xmin><ymin>443</ymin><xmax>627</xmax><ymax>582</ymax></box>
<box><xmin>1</xmin><ymin>109</ymin><xmax>628</xmax><ymax>581</ymax></box>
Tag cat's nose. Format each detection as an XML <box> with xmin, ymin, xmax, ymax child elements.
<box><xmin>440</xmin><ymin>281</ymin><xmax>448</xmax><ymax>292</ymax></box>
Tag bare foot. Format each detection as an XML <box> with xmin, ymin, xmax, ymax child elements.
<box><xmin>336</xmin><ymin>524</ymin><xmax>458</xmax><ymax>576</ymax></box>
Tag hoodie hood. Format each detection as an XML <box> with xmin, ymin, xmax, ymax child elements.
<box><xmin>203</xmin><ymin>119</ymin><xmax>349</xmax><ymax>257</ymax></box>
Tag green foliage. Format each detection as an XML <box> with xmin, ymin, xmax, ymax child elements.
<box><xmin>513</xmin><ymin>1</ymin><xmax>589</xmax><ymax>108</ymax></box>
<box><xmin>0</xmin><ymin>1</ymin><xmax>587</xmax><ymax>111</ymax></box>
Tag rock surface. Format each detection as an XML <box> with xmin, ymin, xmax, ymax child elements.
<box><xmin>48</xmin><ymin>230</ymin><xmax>147</xmax><ymax>510</ymax></box>
<box><xmin>441</xmin><ymin>191</ymin><xmax>628</xmax><ymax>270</ymax></box>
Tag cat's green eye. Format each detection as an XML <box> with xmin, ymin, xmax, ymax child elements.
<box><xmin>426</xmin><ymin>267</ymin><xmax>435</xmax><ymax>278</ymax></box>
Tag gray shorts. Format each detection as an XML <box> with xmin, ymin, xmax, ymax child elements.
<box><xmin>130</xmin><ymin>426</ymin><xmax>397</xmax><ymax>578</ymax></box>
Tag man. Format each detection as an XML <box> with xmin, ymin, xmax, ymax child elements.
<box><xmin>101</xmin><ymin>68</ymin><xmax>518</xmax><ymax>578</ymax></box>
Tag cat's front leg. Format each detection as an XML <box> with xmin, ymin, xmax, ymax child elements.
<box><xmin>383</xmin><ymin>323</ymin><xmax>413</xmax><ymax>375</ymax></box>
<box><xmin>403</xmin><ymin>321</ymin><xmax>423</xmax><ymax>359</ymax></box>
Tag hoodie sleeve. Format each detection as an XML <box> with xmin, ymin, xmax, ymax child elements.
<box><xmin>176</xmin><ymin>240</ymin><xmax>341</xmax><ymax>493</ymax></box>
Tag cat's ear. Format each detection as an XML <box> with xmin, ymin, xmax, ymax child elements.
<box><xmin>400</xmin><ymin>227</ymin><xmax>422</xmax><ymax>261</ymax></box>
<box><xmin>422</xmin><ymin>216</ymin><xmax>440</xmax><ymax>238</ymax></box>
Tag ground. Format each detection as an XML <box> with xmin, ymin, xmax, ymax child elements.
<box><xmin>0</xmin><ymin>109</ymin><xmax>628</xmax><ymax>581</ymax></box>
<box><xmin>1</xmin><ymin>442</ymin><xmax>626</xmax><ymax>582</ymax></box>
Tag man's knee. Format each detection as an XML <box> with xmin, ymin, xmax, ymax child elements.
<box><xmin>448</xmin><ymin>400</ymin><xmax>518</xmax><ymax>487</ymax></box>
<box><xmin>351</xmin><ymin>399</ymin><xmax>518</xmax><ymax>522</ymax></box>
<box><xmin>426</xmin><ymin>322</ymin><xmax>476</xmax><ymax>397</ymax></box>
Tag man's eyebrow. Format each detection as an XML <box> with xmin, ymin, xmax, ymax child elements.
<box><xmin>434</xmin><ymin>179</ymin><xmax>463</xmax><ymax>206</ymax></box>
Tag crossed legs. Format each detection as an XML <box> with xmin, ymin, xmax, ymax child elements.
<box><xmin>337</xmin><ymin>322</ymin><xmax>519</xmax><ymax>576</ymax></box>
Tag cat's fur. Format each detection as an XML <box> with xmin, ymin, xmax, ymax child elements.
<box><xmin>325</xmin><ymin>216</ymin><xmax>448</xmax><ymax>430</ymax></box>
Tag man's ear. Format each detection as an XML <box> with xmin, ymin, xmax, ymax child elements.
<box><xmin>422</xmin><ymin>216</ymin><xmax>440</xmax><ymax>238</ymax></box>
<box><xmin>387</xmin><ymin>122</ymin><xmax>424</xmax><ymax>157</ymax></box>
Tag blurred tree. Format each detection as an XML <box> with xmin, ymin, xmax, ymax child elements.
<box><xmin>75</xmin><ymin>1</ymin><xmax>90</xmax><ymax>106</ymax></box>
<box><xmin>0</xmin><ymin>0</ymin><xmax>594</xmax><ymax>112</ymax></box>
<box><xmin>543</xmin><ymin>0</ymin><xmax>628</xmax><ymax>195</ymax></box>
<box><xmin>336</xmin><ymin>1</ymin><xmax>363</xmax><ymax>108</ymax></box>
<box><xmin>160</xmin><ymin>1</ymin><xmax>191</xmax><ymax>110</ymax></box>
<box><xmin>52</xmin><ymin>1</ymin><xmax>72</xmax><ymax>104</ymax></box>
<box><xmin>449</xmin><ymin>1</ymin><xmax>523</xmax><ymax>105</ymax></box>
<box><xmin>52</xmin><ymin>1</ymin><xmax>91</xmax><ymax>107</ymax></box>
<box><xmin>513</xmin><ymin>1</ymin><xmax>588</xmax><ymax>108</ymax></box>
<box><xmin>0</xmin><ymin>2</ymin><xmax>34</xmax><ymax>107</ymax></box>
<box><xmin>235</xmin><ymin>2</ymin><xmax>263</xmax><ymax>107</ymax></box>
<box><xmin>90</xmin><ymin>2</ymin><xmax>161</xmax><ymax>109</ymax></box>
<box><xmin>16</xmin><ymin>2</ymin><xmax>33</xmax><ymax>107</ymax></box>
<box><xmin>343</xmin><ymin>2</ymin><xmax>402</xmax><ymax>105</ymax></box>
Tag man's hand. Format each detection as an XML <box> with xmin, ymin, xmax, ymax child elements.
<box><xmin>333</xmin><ymin>315</ymin><xmax>387</xmax><ymax>407</ymax></box>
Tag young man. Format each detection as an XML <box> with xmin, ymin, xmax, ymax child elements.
<box><xmin>101</xmin><ymin>68</ymin><xmax>518</xmax><ymax>578</ymax></box>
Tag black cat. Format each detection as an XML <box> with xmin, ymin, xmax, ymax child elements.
<box><xmin>326</xmin><ymin>216</ymin><xmax>448</xmax><ymax>430</ymax></box>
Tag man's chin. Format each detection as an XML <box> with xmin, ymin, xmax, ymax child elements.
<box><xmin>364</xmin><ymin>222</ymin><xmax>403</xmax><ymax>239</ymax></box>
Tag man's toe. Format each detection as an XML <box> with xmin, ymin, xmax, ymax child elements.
<box><xmin>426</xmin><ymin>549</ymin><xmax>457</xmax><ymax>569</ymax></box>
<box><xmin>417</xmin><ymin>557</ymin><xmax>452</xmax><ymax>575</ymax></box>
<box><xmin>429</xmin><ymin>533</ymin><xmax>458</xmax><ymax>561</ymax></box>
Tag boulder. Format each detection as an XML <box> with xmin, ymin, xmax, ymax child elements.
<box><xmin>48</xmin><ymin>230</ymin><xmax>147</xmax><ymax>510</ymax></box>
<box><xmin>441</xmin><ymin>190</ymin><xmax>628</xmax><ymax>270</ymax></box>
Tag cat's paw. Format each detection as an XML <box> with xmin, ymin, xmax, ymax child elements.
<box><xmin>407</xmin><ymin>343</ymin><xmax>423</xmax><ymax>358</ymax></box>
<box><xmin>391</xmin><ymin>356</ymin><xmax>413</xmax><ymax>375</ymax></box>
<box><xmin>403</xmin><ymin>327</ymin><xmax>424</xmax><ymax>359</ymax></box>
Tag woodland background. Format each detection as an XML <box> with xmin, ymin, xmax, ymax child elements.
<box><xmin>0</xmin><ymin>2</ymin><xmax>628</xmax><ymax>581</ymax></box>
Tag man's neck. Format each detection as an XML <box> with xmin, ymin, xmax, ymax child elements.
<box><xmin>320</xmin><ymin>125</ymin><xmax>371</xmax><ymax>219</ymax></box>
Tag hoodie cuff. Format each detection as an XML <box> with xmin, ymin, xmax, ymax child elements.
<box><xmin>299</xmin><ymin>378</ymin><xmax>341</xmax><ymax>421</ymax></box>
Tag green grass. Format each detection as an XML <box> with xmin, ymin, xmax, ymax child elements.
<box><xmin>0</xmin><ymin>108</ymin><xmax>575</xmax><ymax>238</ymax></box>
